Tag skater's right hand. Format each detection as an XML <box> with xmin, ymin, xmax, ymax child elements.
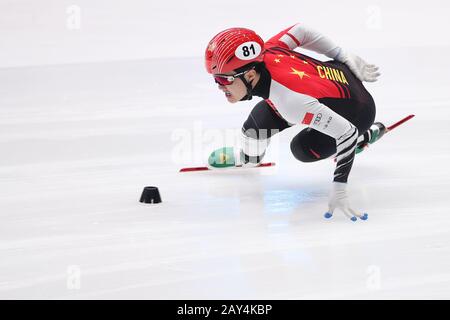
<box><xmin>325</xmin><ymin>182</ymin><xmax>368</xmax><ymax>222</ymax></box>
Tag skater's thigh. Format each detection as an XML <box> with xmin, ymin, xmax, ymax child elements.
<box><xmin>290</xmin><ymin>128</ymin><xmax>336</xmax><ymax>162</ymax></box>
<box><xmin>319</xmin><ymin>97</ymin><xmax>376</xmax><ymax>135</ymax></box>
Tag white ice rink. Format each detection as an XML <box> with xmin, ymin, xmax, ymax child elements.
<box><xmin>1</xmin><ymin>1</ymin><xmax>450</xmax><ymax>299</ymax></box>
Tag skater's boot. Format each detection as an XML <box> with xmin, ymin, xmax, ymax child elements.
<box><xmin>355</xmin><ymin>122</ymin><xmax>387</xmax><ymax>154</ymax></box>
<box><xmin>208</xmin><ymin>147</ymin><xmax>263</xmax><ymax>168</ymax></box>
<box><xmin>208</xmin><ymin>147</ymin><xmax>237</xmax><ymax>168</ymax></box>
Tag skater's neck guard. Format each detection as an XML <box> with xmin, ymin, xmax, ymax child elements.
<box><xmin>252</xmin><ymin>64</ymin><xmax>271</xmax><ymax>99</ymax></box>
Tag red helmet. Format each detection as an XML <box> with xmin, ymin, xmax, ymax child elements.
<box><xmin>205</xmin><ymin>28</ymin><xmax>264</xmax><ymax>74</ymax></box>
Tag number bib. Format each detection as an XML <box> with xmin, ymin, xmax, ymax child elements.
<box><xmin>235</xmin><ymin>41</ymin><xmax>262</xmax><ymax>60</ymax></box>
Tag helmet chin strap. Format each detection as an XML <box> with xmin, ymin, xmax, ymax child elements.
<box><xmin>238</xmin><ymin>75</ymin><xmax>254</xmax><ymax>101</ymax></box>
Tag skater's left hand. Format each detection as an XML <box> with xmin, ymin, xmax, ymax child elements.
<box><xmin>325</xmin><ymin>182</ymin><xmax>368</xmax><ymax>221</ymax></box>
<box><xmin>336</xmin><ymin>51</ymin><xmax>380</xmax><ymax>82</ymax></box>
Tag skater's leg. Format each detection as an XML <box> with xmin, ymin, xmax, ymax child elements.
<box><xmin>208</xmin><ymin>100</ymin><xmax>291</xmax><ymax>167</ymax></box>
<box><xmin>240</xmin><ymin>100</ymin><xmax>292</xmax><ymax>165</ymax></box>
<box><xmin>318</xmin><ymin>93</ymin><xmax>378</xmax><ymax>153</ymax></box>
<box><xmin>290</xmin><ymin>128</ymin><xmax>336</xmax><ymax>162</ymax></box>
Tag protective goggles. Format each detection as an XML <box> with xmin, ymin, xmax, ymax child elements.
<box><xmin>213</xmin><ymin>69</ymin><xmax>252</xmax><ymax>86</ymax></box>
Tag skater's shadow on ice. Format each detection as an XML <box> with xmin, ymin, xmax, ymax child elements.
<box><xmin>202</xmin><ymin>172</ymin><xmax>324</xmax><ymax>216</ymax></box>
<box><xmin>262</xmin><ymin>188</ymin><xmax>323</xmax><ymax>215</ymax></box>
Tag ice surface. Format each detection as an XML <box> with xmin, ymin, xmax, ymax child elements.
<box><xmin>1</xmin><ymin>46</ymin><xmax>449</xmax><ymax>299</ymax></box>
<box><xmin>1</xmin><ymin>0</ymin><xmax>450</xmax><ymax>298</ymax></box>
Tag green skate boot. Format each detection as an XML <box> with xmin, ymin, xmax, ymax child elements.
<box><xmin>208</xmin><ymin>147</ymin><xmax>237</xmax><ymax>168</ymax></box>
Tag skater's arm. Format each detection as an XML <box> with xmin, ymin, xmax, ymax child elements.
<box><xmin>270</xmin><ymin>90</ymin><xmax>366</xmax><ymax>220</ymax></box>
<box><xmin>268</xmin><ymin>92</ymin><xmax>358</xmax><ymax>183</ymax></box>
<box><xmin>266</xmin><ymin>24</ymin><xmax>381</xmax><ymax>82</ymax></box>
<box><xmin>265</xmin><ymin>23</ymin><xmax>343</xmax><ymax>60</ymax></box>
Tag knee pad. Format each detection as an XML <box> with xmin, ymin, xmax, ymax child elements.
<box><xmin>290</xmin><ymin>135</ymin><xmax>318</xmax><ymax>163</ymax></box>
